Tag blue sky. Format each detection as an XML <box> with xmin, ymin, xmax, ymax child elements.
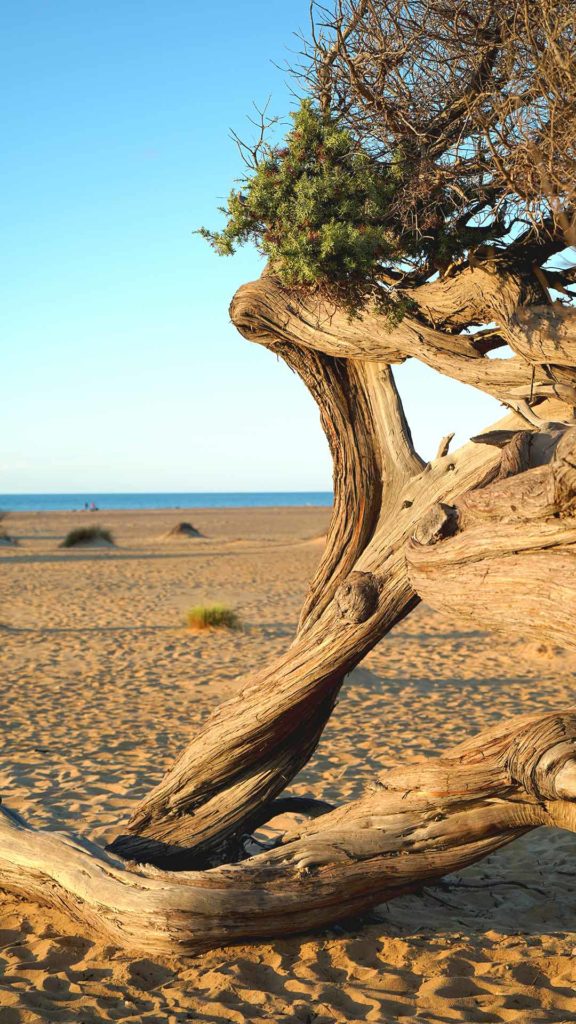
<box><xmin>1</xmin><ymin>1</ymin><xmax>501</xmax><ymax>493</ymax></box>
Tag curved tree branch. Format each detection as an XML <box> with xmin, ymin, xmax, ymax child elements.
<box><xmin>268</xmin><ymin>344</ymin><xmax>422</xmax><ymax>632</ymax></box>
<box><xmin>231</xmin><ymin>268</ymin><xmax>576</xmax><ymax>405</ymax></box>
<box><xmin>4</xmin><ymin>704</ymin><xmax>576</xmax><ymax>955</ymax></box>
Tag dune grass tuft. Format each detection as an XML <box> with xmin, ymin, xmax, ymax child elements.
<box><xmin>166</xmin><ymin>521</ymin><xmax>201</xmax><ymax>538</ymax></box>
<box><xmin>185</xmin><ymin>603</ymin><xmax>240</xmax><ymax>631</ymax></box>
<box><xmin>61</xmin><ymin>526</ymin><xmax>114</xmax><ymax>548</ymax></box>
<box><xmin>0</xmin><ymin>511</ymin><xmax>16</xmax><ymax>544</ymax></box>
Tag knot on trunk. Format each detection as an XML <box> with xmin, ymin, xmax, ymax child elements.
<box><xmin>335</xmin><ymin>571</ymin><xmax>380</xmax><ymax>623</ymax></box>
<box><xmin>505</xmin><ymin>714</ymin><xmax>576</xmax><ymax>801</ymax></box>
<box><xmin>494</xmin><ymin>430</ymin><xmax>533</xmax><ymax>480</ymax></box>
<box><xmin>412</xmin><ymin>502</ymin><xmax>460</xmax><ymax>546</ymax></box>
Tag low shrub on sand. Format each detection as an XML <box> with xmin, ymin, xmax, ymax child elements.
<box><xmin>185</xmin><ymin>604</ymin><xmax>240</xmax><ymax>631</ymax></box>
<box><xmin>165</xmin><ymin>522</ymin><xmax>202</xmax><ymax>539</ymax></box>
<box><xmin>0</xmin><ymin>511</ymin><xmax>16</xmax><ymax>545</ymax></box>
<box><xmin>60</xmin><ymin>526</ymin><xmax>114</xmax><ymax>548</ymax></box>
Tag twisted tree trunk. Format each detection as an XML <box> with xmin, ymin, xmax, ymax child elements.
<box><xmin>3</xmin><ymin>257</ymin><xmax>576</xmax><ymax>952</ymax></box>
<box><xmin>110</xmin><ymin>261</ymin><xmax>576</xmax><ymax>867</ymax></box>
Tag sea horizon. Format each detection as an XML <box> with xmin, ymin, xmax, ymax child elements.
<box><xmin>0</xmin><ymin>491</ymin><xmax>334</xmax><ymax>513</ymax></box>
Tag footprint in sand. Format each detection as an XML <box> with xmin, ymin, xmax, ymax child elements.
<box><xmin>125</xmin><ymin>958</ymin><xmax>175</xmax><ymax>991</ymax></box>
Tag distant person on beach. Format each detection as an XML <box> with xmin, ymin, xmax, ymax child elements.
<box><xmin>89</xmin><ymin>501</ymin><xmax>98</xmax><ymax>511</ymax></box>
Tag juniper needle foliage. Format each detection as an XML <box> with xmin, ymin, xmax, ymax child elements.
<box><xmin>200</xmin><ymin>101</ymin><xmax>417</xmax><ymax>317</ymax></box>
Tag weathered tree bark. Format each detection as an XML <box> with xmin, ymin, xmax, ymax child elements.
<box><xmin>109</xmin><ymin>259</ymin><xmax>576</xmax><ymax>869</ymax></box>
<box><xmin>3</xmin><ymin>0</ymin><xmax>576</xmax><ymax>956</ymax></box>
<box><xmin>3</xmin><ymin>706</ymin><xmax>576</xmax><ymax>955</ymax></box>
<box><xmin>3</xmin><ymin>252</ymin><xmax>576</xmax><ymax>950</ymax></box>
<box><xmin>407</xmin><ymin>429</ymin><xmax>576</xmax><ymax>648</ymax></box>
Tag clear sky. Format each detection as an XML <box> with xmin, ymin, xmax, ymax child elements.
<box><xmin>1</xmin><ymin>1</ymin><xmax>502</xmax><ymax>494</ymax></box>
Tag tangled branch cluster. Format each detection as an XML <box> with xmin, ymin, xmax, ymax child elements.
<box><xmin>201</xmin><ymin>1</ymin><xmax>575</xmax><ymax>314</ymax></box>
<box><xmin>303</xmin><ymin>0</ymin><xmax>576</xmax><ymax>254</ymax></box>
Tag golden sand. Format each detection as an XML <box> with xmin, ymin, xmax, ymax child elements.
<box><xmin>0</xmin><ymin>506</ymin><xmax>575</xmax><ymax>1023</ymax></box>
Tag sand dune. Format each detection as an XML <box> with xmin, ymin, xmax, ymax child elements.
<box><xmin>0</xmin><ymin>506</ymin><xmax>575</xmax><ymax>1023</ymax></box>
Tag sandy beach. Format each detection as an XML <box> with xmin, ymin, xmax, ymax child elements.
<box><xmin>0</xmin><ymin>505</ymin><xmax>575</xmax><ymax>1023</ymax></box>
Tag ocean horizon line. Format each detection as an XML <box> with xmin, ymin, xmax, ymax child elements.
<box><xmin>0</xmin><ymin>491</ymin><xmax>334</xmax><ymax>513</ymax></box>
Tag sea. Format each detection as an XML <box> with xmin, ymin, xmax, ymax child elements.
<box><xmin>0</xmin><ymin>492</ymin><xmax>333</xmax><ymax>513</ymax></box>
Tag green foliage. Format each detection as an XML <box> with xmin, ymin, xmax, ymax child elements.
<box><xmin>61</xmin><ymin>526</ymin><xmax>114</xmax><ymax>548</ymax></box>
<box><xmin>199</xmin><ymin>101</ymin><xmax>417</xmax><ymax>317</ymax></box>
<box><xmin>185</xmin><ymin>604</ymin><xmax>241</xmax><ymax>631</ymax></box>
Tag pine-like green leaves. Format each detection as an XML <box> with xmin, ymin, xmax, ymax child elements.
<box><xmin>199</xmin><ymin>101</ymin><xmax>414</xmax><ymax>317</ymax></box>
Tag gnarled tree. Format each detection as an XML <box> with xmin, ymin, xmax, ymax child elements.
<box><xmin>2</xmin><ymin>0</ymin><xmax>576</xmax><ymax>954</ymax></box>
